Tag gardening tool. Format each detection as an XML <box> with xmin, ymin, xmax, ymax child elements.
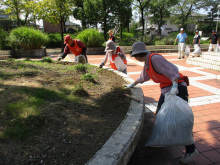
<box><xmin>124</xmin><ymin>94</ymin><xmax>140</xmax><ymax>103</ymax></box>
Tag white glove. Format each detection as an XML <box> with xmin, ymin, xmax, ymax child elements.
<box><xmin>170</xmin><ymin>81</ymin><xmax>178</xmax><ymax>95</ymax></box>
<box><xmin>124</xmin><ymin>82</ymin><xmax>135</xmax><ymax>89</ymax></box>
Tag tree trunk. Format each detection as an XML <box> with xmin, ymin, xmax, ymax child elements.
<box><xmin>16</xmin><ymin>13</ymin><xmax>20</xmax><ymax>27</ymax></box>
<box><xmin>141</xmin><ymin>8</ymin><xmax>145</xmax><ymax>41</ymax></box>
<box><xmin>104</xmin><ymin>16</ymin><xmax>107</xmax><ymax>41</ymax></box>
<box><xmin>120</xmin><ymin>27</ymin><xmax>123</xmax><ymax>40</ymax></box>
<box><xmin>158</xmin><ymin>23</ymin><xmax>162</xmax><ymax>36</ymax></box>
<box><xmin>60</xmin><ymin>19</ymin><xmax>64</xmax><ymax>52</ymax></box>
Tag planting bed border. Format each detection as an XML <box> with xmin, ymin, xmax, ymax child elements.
<box><xmin>85</xmin><ymin>66</ymin><xmax>145</xmax><ymax>165</ymax></box>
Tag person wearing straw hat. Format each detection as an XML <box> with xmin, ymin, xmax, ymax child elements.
<box><xmin>208</xmin><ymin>30</ymin><xmax>219</xmax><ymax>52</ymax></box>
<box><xmin>57</xmin><ymin>35</ymin><xmax>88</xmax><ymax>63</ymax></box>
<box><xmin>174</xmin><ymin>28</ymin><xmax>188</xmax><ymax>59</ymax></box>
<box><xmin>125</xmin><ymin>41</ymin><xmax>198</xmax><ymax>164</ymax></box>
<box><xmin>108</xmin><ymin>29</ymin><xmax>116</xmax><ymax>43</ymax></box>
<box><xmin>192</xmin><ymin>30</ymin><xmax>201</xmax><ymax>57</ymax></box>
<box><xmin>99</xmin><ymin>40</ymin><xmax>127</xmax><ymax>74</ymax></box>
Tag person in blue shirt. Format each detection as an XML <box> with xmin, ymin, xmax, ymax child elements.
<box><xmin>174</xmin><ymin>28</ymin><xmax>188</xmax><ymax>59</ymax></box>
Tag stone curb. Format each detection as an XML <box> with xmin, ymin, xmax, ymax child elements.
<box><xmin>86</xmin><ymin>66</ymin><xmax>145</xmax><ymax>165</ymax></box>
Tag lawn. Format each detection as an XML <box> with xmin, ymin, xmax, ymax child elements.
<box><xmin>0</xmin><ymin>59</ymin><xmax>130</xmax><ymax>165</ymax></box>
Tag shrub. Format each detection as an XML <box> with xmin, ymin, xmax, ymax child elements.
<box><xmin>67</xmin><ymin>28</ymin><xmax>77</xmax><ymax>33</ymax></box>
<box><xmin>119</xmin><ymin>32</ymin><xmax>135</xmax><ymax>46</ymax></box>
<box><xmin>162</xmin><ymin>37</ymin><xmax>175</xmax><ymax>45</ymax></box>
<box><xmin>75</xmin><ymin>63</ymin><xmax>88</xmax><ymax>73</ymax></box>
<box><xmin>76</xmin><ymin>28</ymin><xmax>104</xmax><ymax>47</ymax></box>
<box><xmin>81</xmin><ymin>73</ymin><xmax>96</xmax><ymax>82</ymax></box>
<box><xmin>41</xmin><ymin>57</ymin><xmax>53</xmax><ymax>63</ymax></box>
<box><xmin>9</xmin><ymin>27</ymin><xmax>49</xmax><ymax>50</ymax></box>
<box><xmin>46</xmin><ymin>33</ymin><xmax>62</xmax><ymax>48</ymax></box>
<box><xmin>143</xmin><ymin>36</ymin><xmax>155</xmax><ymax>45</ymax></box>
<box><xmin>0</xmin><ymin>28</ymin><xmax>10</xmax><ymax>50</ymax></box>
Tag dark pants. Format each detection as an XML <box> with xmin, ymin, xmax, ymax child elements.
<box><xmin>156</xmin><ymin>84</ymin><xmax>195</xmax><ymax>153</ymax></box>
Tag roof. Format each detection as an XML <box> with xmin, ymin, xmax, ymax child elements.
<box><xmin>65</xmin><ymin>19</ymin><xmax>80</xmax><ymax>26</ymax></box>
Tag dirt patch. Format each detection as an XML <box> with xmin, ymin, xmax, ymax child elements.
<box><xmin>0</xmin><ymin>61</ymin><xmax>131</xmax><ymax>165</ymax></box>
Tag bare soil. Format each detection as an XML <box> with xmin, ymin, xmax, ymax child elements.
<box><xmin>0</xmin><ymin>60</ymin><xmax>130</xmax><ymax>165</ymax></box>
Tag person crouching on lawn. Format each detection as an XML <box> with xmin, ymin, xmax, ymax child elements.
<box><xmin>125</xmin><ymin>41</ymin><xmax>198</xmax><ymax>164</ymax></box>
<box><xmin>57</xmin><ymin>35</ymin><xmax>88</xmax><ymax>63</ymax></box>
<box><xmin>99</xmin><ymin>40</ymin><xmax>127</xmax><ymax>74</ymax></box>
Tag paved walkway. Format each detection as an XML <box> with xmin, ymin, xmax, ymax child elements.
<box><xmin>51</xmin><ymin>52</ymin><xmax>220</xmax><ymax>165</ymax></box>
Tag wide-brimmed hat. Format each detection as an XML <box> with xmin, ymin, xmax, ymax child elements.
<box><xmin>130</xmin><ymin>41</ymin><xmax>148</xmax><ymax>57</ymax></box>
<box><xmin>105</xmin><ymin>40</ymin><xmax>116</xmax><ymax>52</ymax></box>
<box><xmin>64</xmin><ymin>35</ymin><xmax>71</xmax><ymax>44</ymax></box>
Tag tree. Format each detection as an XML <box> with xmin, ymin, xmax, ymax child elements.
<box><xmin>149</xmin><ymin>0</ymin><xmax>177</xmax><ymax>35</ymax></box>
<box><xmin>1</xmin><ymin>0</ymin><xmax>40</xmax><ymax>27</ymax></box>
<box><xmin>133</xmin><ymin>0</ymin><xmax>152</xmax><ymax>40</ymax></box>
<box><xmin>114</xmin><ymin>0</ymin><xmax>133</xmax><ymax>39</ymax></box>
<box><xmin>37</xmin><ymin>0</ymin><xmax>75</xmax><ymax>51</ymax></box>
<box><xmin>202</xmin><ymin>0</ymin><xmax>220</xmax><ymax>32</ymax></box>
<box><xmin>1</xmin><ymin>0</ymin><xmax>23</xmax><ymax>26</ymax></box>
<box><xmin>73</xmin><ymin>0</ymin><xmax>132</xmax><ymax>41</ymax></box>
<box><xmin>169</xmin><ymin>0</ymin><xmax>206</xmax><ymax>30</ymax></box>
<box><xmin>21</xmin><ymin>0</ymin><xmax>39</xmax><ymax>26</ymax></box>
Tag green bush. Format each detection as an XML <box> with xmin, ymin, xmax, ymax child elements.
<box><xmin>0</xmin><ymin>28</ymin><xmax>10</xmax><ymax>50</ymax></box>
<box><xmin>143</xmin><ymin>36</ymin><xmax>155</xmax><ymax>45</ymax></box>
<box><xmin>119</xmin><ymin>32</ymin><xmax>135</xmax><ymax>46</ymax></box>
<box><xmin>81</xmin><ymin>73</ymin><xmax>96</xmax><ymax>82</ymax></box>
<box><xmin>46</xmin><ymin>33</ymin><xmax>62</xmax><ymax>48</ymax></box>
<box><xmin>76</xmin><ymin>28</ymin><xmax>104</xmax><ymax>47</ymax></box>
<box><xmin>46</xmin><ymin>33</ymin><xmax>78</xmax><ymax>48</ymax></box>
<box><xmin>9</xmin><ymin>27</ymin><xmax>49</xmax><ymax>50</ymax></box>
<box><xmin>41</xmin><ymin>57</ymin><xmax>53</xmax><ymax>63</ymax></box>
<box><xmin>75</xmin><ymin>63</ymin><xmax>88</xmax><ymax>73</ymax></box>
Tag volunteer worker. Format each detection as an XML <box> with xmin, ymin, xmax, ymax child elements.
<box><xmin>125</xmin><ymin>41</ymin><xmax>198</xmax><ymax>164</ymax></box>
<box><xmin>208</xmin><ymin>30</ymin><xmax>219</xmax><ymax>52</ymax></box>
<box><xmin>108</xmin><ymin>29</ymin><xmax>116</xmax><ymax>43</ymax></box>
<box><xmin>58</xmin><ymin>35</ymin><xmax>88</xmax><ymax>63</ymax></box>
<box><xmin>99</xmin><ymin>40</ymin><xmax>127</xmax><ymax>74</ymax></box>
<box><xmin>175</xmin><ymin>28</ymin><xmax>188</xmax><ymax>59</ymax></box>
<box><xmin>192</xmin><ymin>30</ymin><xmax>201</xmax><ymax>57</ymax></box>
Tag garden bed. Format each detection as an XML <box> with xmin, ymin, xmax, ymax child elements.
<box><xmin>0</xmin><ymin>60</ymin><xmax>130</xmax><ymax>165</ymax></box>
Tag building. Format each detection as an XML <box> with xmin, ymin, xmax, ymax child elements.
<box><xmin>43</xmin><ymin>17</ymin><xmax>80</xmax><ymax>33</ymax></box>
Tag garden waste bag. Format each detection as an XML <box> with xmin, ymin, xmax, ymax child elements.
<box><xmin>145</xmin><ymin>93</ymin><xmax>194</xmax><ymax>147</ymax></box>
<box><xmin>184</xmin><ymin>45</ymin><xmax>190</xmax><ymax>57</ymax></box>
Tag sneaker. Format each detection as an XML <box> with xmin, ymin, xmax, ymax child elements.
<box><xmin>182</xmin><ymin>55</ymin><xmax>185</xmax><ymax>59</ymax></box>
<box><xmin>178</xmin><ymin>57</ymin><xmax>181</xmax><ymax>59</ymax></box>
<box><xmin>179</xmin><ymin>149</ymin><xmax>199</xmax><ymax>164</ymax></box>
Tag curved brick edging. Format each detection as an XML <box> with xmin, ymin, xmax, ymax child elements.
<box><xmin>86</xmin><ymin>67</ymin><xmax>145</xmax><ymax>165</ymax></box>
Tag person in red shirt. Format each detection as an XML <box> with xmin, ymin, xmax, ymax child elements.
<box><xmin>57</xmin><ymin>35</ymin><xmax>88</xmax><ymax>63</ymax></box>
<box><xmin>108</xmin><ymin>30</ymin><xmax>115</xmax><ymax>43</ymax></box>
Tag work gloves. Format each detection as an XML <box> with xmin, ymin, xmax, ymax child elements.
<box><xmin>170</xmin><ymin>81</ymin><xmax>179</xmax><ymax>95</ymax></box>
<box><xmin>174</xmin><ymin>42</ymin><xmax>177</xmax><ymax>45</ymax></box>
<box><xmin>57</xmin><ymin>57</ymin><xmax>62</xmax><ymax>61</ymax></box>
<box><xmin>124</xmin><ymin>82</ymin><xmax>135</xmax><ymax>89</ymax></box>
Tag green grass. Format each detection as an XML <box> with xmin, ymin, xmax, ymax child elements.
<box><xmin>74</xmin><ymin>63</ymin><xmax>88</xmax><ymax>73</ymax></box>
<box><xmin>41</xmin><ymin>57</ymin><xmax>53</xmax><ymax>63</ymax></box>
<box><xmin>0</xmin><ymin>60</ymin><xmax>90</xmax><ymax>140</ymax></box>
<box><xmin>81</xmin><ymin>73</ymin><xmax>96</xmax><ymax>82</ymax></box>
